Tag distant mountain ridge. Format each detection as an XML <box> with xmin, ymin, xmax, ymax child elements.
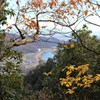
<box><xmin>6</xmin><ymin>33</ymin><xmax>60</xmax><ymax>53</ymax></box>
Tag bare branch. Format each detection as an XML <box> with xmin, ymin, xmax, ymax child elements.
<box><xmin>84</xmin><ymin>18</ymin><xmax>100</xmax><ymax>27</ymax></box>
<box><xmin>39</xmin><ymin>19</ymin><xmax>78</xmax><ymax>27</ymax></box>
<box><xmin>14</xmin><ymin>24</ymin><xmax>25</xmax><ymax>39</ymax></box>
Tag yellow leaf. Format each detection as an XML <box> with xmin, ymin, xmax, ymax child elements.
<box><xmin>89</xmin><ymin>14</ymin><xmax>94</xmax><ymax>16</ymax></box>
<box><xmin>66</xmin><ymin>84</ymin><xmax>70</xmax><ymax>87</ymax></box>
<box><xmin>95</xmin><ymin>74</ymin><xmax>100</xmax><ymax>81</ymax></box>
<box><xmin>48</xmin><ymin>71</ymin><xmax>52</xmax><ymax>75</ymax></box>
<box><xmin>63</xmin><ymin>44</ymin><xmax>68</xmax><ymax>48</ymax></box>
<box><xmin>66</xmin><ymin>71</ymin><xmax>72</xmax><ymax>75</ymax></box>
<box><xmin>66</xmin><ymin>89</ymin><xmax>74</xmax><ymax>94</ymax></box>
<box><xmin>74</xmin><ymin>77</ymin><xmax>81</xmax><ymax>82</ymax></box>
<box><xmin>84</xmin><ymin>84</ymin><xmax>91</xmax><ymax>88</ymax></box>
<box><xmin>43</xmin><ymin>72</ymin><xmax>48</xmax><ymax>76</ymax></box>
<box><xmin>61</xmin><ymin>66</ymin><xmax>67</xmax><ymax>71</ymax></box>
<box><xmin>68</xmin><ymin>65</ymin><xmax>75</xmax><ymax>71</ymax></box>
<box><xmin>78</xmin><ymin>71</ymin><xmax>82</xmax><ymax>76</ymax></box>
<box><xmin>69</xmin><ymin>41</ymin><xmax>74</xmax><ymax>48</ymax></box>
<box><xmin>87</xmin><ymin>75</ymin><xmax>93</xmax><ymax>78</ymax></box>
<box><xmin>77</xmin><ymin>83</ymin><xmax>83</xmax><ymax>87</ymax></box>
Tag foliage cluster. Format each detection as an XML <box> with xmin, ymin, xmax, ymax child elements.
<box><xmin>0</xmin><ymin>40</ymin><xmax>24</xmax><ymax>100</ymax></box>
<box><xmin>0</xmin><ymin>1</ymin><xmax>24</xmax><ymax>99</ymax></box>
<box><xmin>60</xmin><ymin>64</ymin><xmax>100</xmax><ymax>94</ymax></box>
<box><xmin>0</xmin><ymin>0</ymin><xmax>14</xmax><ymax>26</ymax></box>
<box><xmin>25</xmin><ymin>25</ymin><xmax>100</xmax><ymax>100</ymax></box>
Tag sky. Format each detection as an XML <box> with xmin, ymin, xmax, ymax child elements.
<box><xmin>4</xmin><ymin>0</ymin><xmax>100</xmax><ymax>39</ymax></box>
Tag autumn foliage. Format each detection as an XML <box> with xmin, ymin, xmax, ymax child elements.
<box><xmin>3</xmin><ymin>0</ymin><xmax>99</xmax><ymax>50</ymax></box>
<box><xmin>1</xmin><ymin>0</ymin><xmax>100</xmax><ymax>99</ymax></box>
<box><xmin>60</xmin><ymin>64</ymin><xmax>100</xmax><ymax>94</ymax></box>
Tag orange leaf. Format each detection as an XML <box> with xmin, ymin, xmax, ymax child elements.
<box><xmin>84</xmin><ymin>1</ymin><xmax>87</xmax><ymax>5</ymax></box>
<box><xmin>42</xmin><ymin>2</ymin><xmax>47</xmax><ymax>9</ymax></box>
<box><xmin>56</xmin><ymin>9</ymin><xmax>65</xmax><ymax>14</ymax></box>
<box><xmin>32</xmin><ymin>0</ymin><xmax>43</xmax><ymax>7</ymax></box>
<box><xmin>24</xmin><ymin>18</ymin><xmax>30</xmax><ymax>22</ymax></box>
<box><xmin>32</xmin><ymin>0</ymin><xmax>37</xmax><ymax>6</ymax></box>
<box><xmin>70</xmin><ymin>0</ymin><xmax>76</xmax><ymax>5</ymax></box>
<box><xmin>35</xmin><ymin>26</ymin><xmax>40</xmax><ymax>30</ymax></box>
<box><xmin>38</xmin><ymin>0</ymin><xmax>43</xmax><ymax>6</ymax></box>
<box><xmin>49</xmin><ymin>0</ymin><xmax>58</xmax><ymax>9</ymax></box>
<box><xmin>61</xmin><ymin>1</ymin><xmax>67</xmax><ymax>6</ymax></box>
<box><xmin>92</xmin><ymin>7</ymin><xmax>95</xmax><ymax>10</ymax></box>
<box><xmin>31</xmin><ymin>20</ymin><xmax>37</xmax><ymax>26</ymax></box>
<box><xmin>49</xmin><ymin>2</ymin><xmax>53</xmax><ymax>9</ymax></box>
<box><xmin>77</xmin><ymin>0</ymin><xmax>82</xmax><ymax>3</ymax></box>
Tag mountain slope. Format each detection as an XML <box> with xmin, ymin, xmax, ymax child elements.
<box><xmin>6</xmin><ymin>33</ymin><xmax>60</xmax><ymax>53</ymax></box>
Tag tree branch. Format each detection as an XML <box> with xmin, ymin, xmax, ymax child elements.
<box><xmin>13</xmin><ymin>33</ymin><xmax>39</xmax><ymax>46</ymax></box>
<box><xmin>39</xmin><ymin>19</ymin><xmax>78</xmax><ymax>27</ymax></box>
<box><xmin>70</xmin><ymin>27</ymin><xmax>100</xmax><ymax>55</ymax></box>
<box><xmin>14</xmin><ymin>24</ymin><xmax>25</xmax><ymax>39</ymax></box>
<box><xmin>84</xmin><ymin>18</ymin><xmax>100</xmax><ymax>27</ymax></box>
<box><xmin>0</xmin><ymin>0</ymin><xmax>4</xmax><ymax>7</ymax></box>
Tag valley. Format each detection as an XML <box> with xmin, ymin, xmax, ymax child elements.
<box><xmin>20</xmin><ymin>47</ymin><xmax>56</xmax><ymax>75</ymax></box>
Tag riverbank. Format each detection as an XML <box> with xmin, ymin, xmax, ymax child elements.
<box><xmin>20</xmin><ymin>47</ymin><xmax>56</xmax><ymax>75</ymax></box>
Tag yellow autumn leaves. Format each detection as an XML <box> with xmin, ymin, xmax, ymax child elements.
<box><xmin>43</xmin><ymin>64</ymin><xmax>100</xmax><ymax>95</ymax></box>
<box><xmin>63</xmin><ymin>41</ymin><xmax>75</xmax><ymax>49</ymax></box>
<box><xmin>43</xmin><ymin>71</ymin><xmax>52</xmax><ymax>76</ymax></box>
<box><xmin>60</xmin><ymin>64</ymin><xmax>100</xmax><ymax>94</ymax></box>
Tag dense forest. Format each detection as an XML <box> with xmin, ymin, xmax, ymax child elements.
<box><xmin>0</xmin><ymin>0</ymin><xmax>100</xmax><ymax>100</ymax></box>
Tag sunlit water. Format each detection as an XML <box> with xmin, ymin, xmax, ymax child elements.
<box><xmin>42</xmin><ymin>51</ymin><xmax>54</xmax><ymax>60</ymax></box>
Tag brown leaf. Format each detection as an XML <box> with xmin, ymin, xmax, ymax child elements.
<box><xmin>84</xmin><ymin>10</ymin><xmax>88</xmax><ymax>15</ymax></box>
<box><xmin>16</xmin><ymin>0</ymin><xmax>19</xmax><ymax>6</ymax></box>
<box><xmin>41</xmin><ymin>26</ymin><xmax>47</xmax><ymax>28</ymax></box>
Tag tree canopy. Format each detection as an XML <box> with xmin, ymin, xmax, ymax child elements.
<box><xmin>2</xmin><ymin>0</ymin><xmax>100</xmax><ymax>55</ymax></box>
